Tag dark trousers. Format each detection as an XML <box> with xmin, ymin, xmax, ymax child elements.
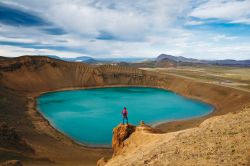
<box><xmin>123</xmin><ymin>116</ymin><xmax>128</xmax><ymax>125</ymax></box>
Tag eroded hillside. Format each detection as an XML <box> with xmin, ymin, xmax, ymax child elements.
<box><xmin>105</xmin><ymin>107</ymin><xmax>250</xmax><ymax>166</ymax></box>
<box><xmin>0</xmin><ymin>56</ymin><xmax>163</xmax><ymax>92</ymax></box>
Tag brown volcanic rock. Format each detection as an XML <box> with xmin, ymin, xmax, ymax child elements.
<box><xmin>111</xmin><ymin>122</ymin><xmax>160</xmax><ymax>157</ymax></box>
<box><xmin>112</xmin><ymin>124</ymin><xmax>136</xmax><ymax>156</ymax></box>
<box><xmin>0</xmin><ymin>56</ymin><xmax>163</xmax><ymax>92</ymax></box>
<box><xmin>98</xmin><ymin>122</ymin><xmax>159</xmax><ymax>165</ymax></box>
<box><xmin>106</xmin><ymin>108</ymin><xmax>250</xmax><ymax>166</ymax></box>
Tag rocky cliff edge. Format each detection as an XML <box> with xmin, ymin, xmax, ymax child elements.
<box><xmin>99</xmin><ymin>107</ymin><xmax>250</xmax><ymax>166</ymax></box>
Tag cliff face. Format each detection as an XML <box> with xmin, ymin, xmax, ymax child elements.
<box><xmin>112</xmin><ymin>124</ymin><xmax>136</xmax><ymax>156</ymax></box>
<box><xmin>111</xmin><ymin>122</ymin><xmax>160</xmax><ymax>157</ymax></box>
<box><xmin>0</xmin><ymin>56</ymin><xmax>164</xmax><ymax>92</ymax></box>
<box><xmin>97</xmin><ymin>122</ymin><xmax>158</xmax><ymax>165</ymax></box>
<box><xmin>105</xmin><ymin>107</ymin><xmax>250</xmax><ymax>166</ymax></box>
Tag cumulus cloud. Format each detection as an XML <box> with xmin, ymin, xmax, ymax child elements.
<box><xmin>189</xmin><ymin>0</ymin><xmax>250</xmax><ymax>24</ymax></box>
<box><xmin>0</xmin><ymin>0</ymin><xmax>250</xmax><ymax>59</ymax></box>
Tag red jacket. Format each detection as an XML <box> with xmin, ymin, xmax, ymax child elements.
<box><xmin>122</xmin><ymin>109</ymin><xmax>128</xmax><ymax>117</ymax></box>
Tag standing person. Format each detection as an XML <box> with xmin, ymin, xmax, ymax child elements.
<box><xmin>122</xmin><ymin>107</ymin><xmax>128</xmax><ymax>125</ymax></box>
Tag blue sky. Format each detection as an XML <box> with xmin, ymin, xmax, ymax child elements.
<box><xmin>0</xmin><ymin>0</ymin><xmax>250</xmax><ymax>59</ymax></box>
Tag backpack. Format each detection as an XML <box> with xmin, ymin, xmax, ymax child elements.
<box><xmin>122</xmin><ymin>109</ymin><xmax>127</xmax><ymax>116</ymax></box>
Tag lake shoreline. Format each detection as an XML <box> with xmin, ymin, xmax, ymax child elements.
<box><xmin>5</xmin><ymin>76</ymin><xmax>250</xmax><ymax>165</ymax></box>
<box><xmin>30</xmin><ymin>82</ymin><xmax>220</xmax><ymax>149</ymax></box>
<box><xmin>36</xmin><ymin>86</ymin><xmax>214</xmax><ymax>147</ymax></box>
<box><xmin>25</xmin><ymin>72</ymin><xmax>250</xmax><ymax>164</ymax></box>
<box><xmin>2</xmin><ymin>56</ymin><xmax>250</xmax><ymax>166</ymax></box>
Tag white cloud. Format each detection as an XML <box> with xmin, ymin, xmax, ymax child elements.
<box><xmin>189</xmin><ymin>0</ymin><xmax>250</xmax><ymax>24</ymax></box>
<box><xmin>185</xmin><ymin>20</ymin><xmax>204</xmax><ymax>25</ymax></box>
<box><xmin>0</xmin><ymin>0</ymin><xmax>250</xmax><ymax>60</ymax></box>
<box><xmin>47</xmin><ymin>3</ymin><xmax>147</xmax><ymax>40</ymax></box>
<box><xmin>0</xmin><ymin>45</ymin><xmax>86</xmax><ymax>57</ymax></box>
<box><xmin>4</xmin><ymin>0</ymin><xmax>191</xmax><ymax>40</ymax></box>
<box><xmin>212</xmin><ymin>35</ymin><xmax>238</xmax><ymax>42</ymax></box>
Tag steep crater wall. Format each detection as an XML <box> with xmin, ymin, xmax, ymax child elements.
<box><xmin>0</xmin><ymin>56</ymin><xmax>250</xmax><ymax>165</ymax></box>
<box><xmin>0</xmin><ymin>56</ymin><xmax>165</xmax><ymax>92</ymax></box>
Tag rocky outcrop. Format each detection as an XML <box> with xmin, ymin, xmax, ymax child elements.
<box><xmin>98</xmin><ymin>121</ymin><xmax>160</xmax><ymax>165</ymax></box>
<box><xmin>112</xmin><ymin>124</ymin><xmax>136</xmax><ymax>156</ymax></box>
<box><xmin>105</xmin><ymin>107</ymin><xmax>250</xmax><ymax>166</ymax></box>
<box><xmin>112</xmin><ymin>121</ymin><xmax>160</xmax><ymax>157</ymax></box>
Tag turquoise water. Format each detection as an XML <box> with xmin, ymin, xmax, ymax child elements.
<box><xmin>37</xmin><ymin>87</ymin><xmax>213</xmax><ymax>146</ymax></box>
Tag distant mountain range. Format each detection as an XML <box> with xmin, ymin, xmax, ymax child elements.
<box><xmin>47</xmin><ymin>55</ymin><xmax>98</xmax><ymax>63</ymax></box>
<box><xmin>46</xmin><ymin>55</ymin><xmax>153</xmax><ymax>64</ymax></box>
<box><xmin>1</xmin><ymin>54</ymin><xmax>249</xmax><ymax>67</ymax></box>
<box><xmin>156</xmin><ymin>54</ymin><xmax>250</xmax><ymax>67</ymax></box>
<box><xmin>156</xmin><ymin>54</ymin><xmax>202</xmax><ymax>63</ymax></box>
